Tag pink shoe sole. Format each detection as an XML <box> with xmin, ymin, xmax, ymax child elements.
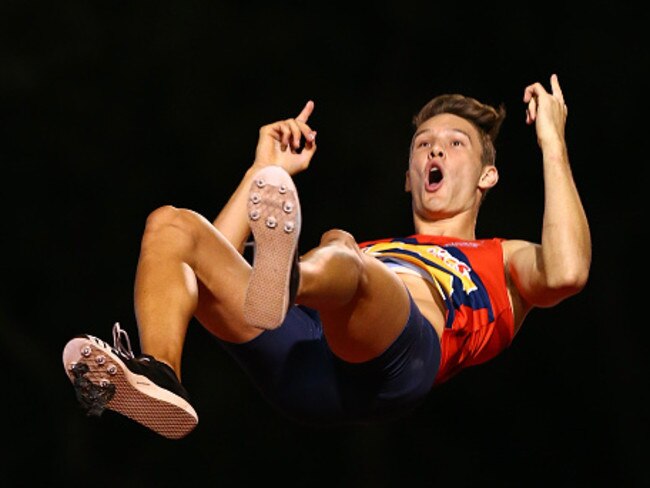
<box><xmin>244</xmin><ymin>166</ymin><xmax>301</xmax><ymax>330</ymax></box>
<box><xmin>63</xmin><ymin>336</ymin><xmax>198</xmax><ymax>439</ymax></box>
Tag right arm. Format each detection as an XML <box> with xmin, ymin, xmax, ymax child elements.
<box><xmin>505</xmin><ymin>75</ymin><xmax>591</xmax><ymax>319</ymax></box>
<box><xmin>212</xmin><ymin>101</ymin><xmax>317</xmax><ymax>253</ymax></box>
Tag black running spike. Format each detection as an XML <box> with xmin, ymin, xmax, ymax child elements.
<box><xmin>71</xmin><ymin>362</ymin><xmax>89</xmax><ymax>377</ymax></box>
<box><xmin>71</xmin><ymin>362</ymin><xmax>116</xmax><ymax>417</ymax></box>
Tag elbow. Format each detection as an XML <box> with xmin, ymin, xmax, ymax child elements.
<box><xmin>567</xmin><ymin>254</ymin><xmax>592</xmax><ymax>292</ymax></box>
<box><xmin>556</xmin><ymin>277</ymin><xmax>588</xmax><ymax>299</ymax></box>
<box><xmin>544</xmin><ymin>230</ymin><xmax>592</xmax><ymax>297</ymax></box>
<box><xmin>533</xmin><ymin>274</ymin><xmax>588</xmax><ymax>309</ymax></box>
<box><xmin>547</xmin><ymin>265</ymin><xmax>590</xmax><ymax>298</ymax></box>
<box><xmin>549</xmin><ymin>247</ymin><xmax>591</xmax><ymax>292</ymax></box>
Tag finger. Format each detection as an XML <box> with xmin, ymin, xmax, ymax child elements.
<box><xmin>523</xmin><ymin>81</ymin><xmax>545</xmax><ymax>103</ymax></box>
<box><xmin>277</xmin><ymin>118</ymin><xmax>304</xmax><ymax>151</ymax></box>
<box><xmin>523</xmin><ymin>84</ymin><xmax>534</xmax><ymax>103</ymax></box>
<box><xmin>302</xmin><ymin>130</ymin><xmax>317</xmax><ymax>152</ymax></box>
<box><xmin>291</xmin><ymin>130</ymin><xmax>317</xmax><ymax>154</ymax></box>
<box><xmin>525</xmin><ymin>97</ymin><xmax>537</xmax><ymax>125</ymax></box>
<box><xmin>292</xmin><ymin>104</ymin><xmax>317</xmax><ymax>150</ymax></box>
<box><xmin>276</xmin><ymin>121</ymin><xmax>292</xmax><ymax>151</ymax></box>
<box><xmin>298</xmin><ymin>132</ymin><xmax>317</xmax><ymax>159</ymax></box>
<box><xmin>296</xmin><ymin>100</ymin><xmax>315</xmax><ymax>123</ymax></box>
<box><xmin>525</xmin><ymin>109</ymin><xmax>533</xmax><ymax>125</ymax></box>
<box><xmin>550</xmin><ymin>73</ymin><xmax>566</xmax><ymax>106</ymax></box>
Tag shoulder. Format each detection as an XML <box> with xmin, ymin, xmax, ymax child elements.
<box><xmin>500</xmin><ymin>238</ymin><xmax>539</xmax><ymax>265</ymax></box>
<box><xmin>500</xmin><ymin>238</ymin><xmax>536</xmax><ymax>252</ymax></box>
<box><xmin>498</xmin><ymin>239</ymin><xmax>540</xmax><ymax>332</ymax></box>
<box><xmin>498</xmin><ymin>238</ymin><xmax>540</xmax><ymax>288</ymax></box>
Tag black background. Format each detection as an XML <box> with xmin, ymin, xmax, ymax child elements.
<box><xmin>2</xmin><ymin>1</ymin><xmax>646</xmax><ymax>487</ymax></box>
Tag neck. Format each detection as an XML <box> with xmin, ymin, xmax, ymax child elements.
<box><xmin>412</xmin><ymin>210</ymin><xmax>478</xmax><ymax>240</ymax></box>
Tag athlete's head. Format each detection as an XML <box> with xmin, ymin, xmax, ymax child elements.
<box><xmin>405</xmin><ymin>94</ymin><xmax>506</xmax><ymax>228</ymax></box>
<box><xmin>411</xmin><ymin>94</ymin><xmax>505</xmax><ymax>168</ymax></box>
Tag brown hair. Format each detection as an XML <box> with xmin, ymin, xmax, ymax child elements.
<box><xmin>412</xmin><ymin>94</ymin><xmax>506</xmax><ymax>166</ymax></box>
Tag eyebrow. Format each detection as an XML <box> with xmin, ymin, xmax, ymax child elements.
<box><xmin>412</xmin><ymin>127</ymin><xmax>472</xmax><ymax>141</ymax></box>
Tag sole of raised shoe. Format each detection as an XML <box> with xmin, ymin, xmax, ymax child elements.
<box><xmin>244</xmin><ymin>166</ymin><xmax>301</xmax><ymax>330</ymax></box>
<box><xmin>62</xmin><ymin>336</ymin><xmax>198</xmax><ymax>440</ymax></box>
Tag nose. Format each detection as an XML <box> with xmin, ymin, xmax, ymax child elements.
<box><xmin>430</xmin><ymin>146</ymin><xmax>444</xmax><ymax>158</ymax></box>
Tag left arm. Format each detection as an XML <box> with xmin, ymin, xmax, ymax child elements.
<box><xmin>213</xmin><ymin>101</ymin><xmax>317</xmax><ymax>254</ymax></box>
<box><xmin>505</xmin><ymin>74</ymin><xmax>591</xmax><ymax>310</ymax></box>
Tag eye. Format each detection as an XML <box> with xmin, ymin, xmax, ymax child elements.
<box><xmin>417</xmin><ymin>141</ymin><xmax>431</xmax><ymax>148</ymax></box>
<box><xmin>450</xmin><ymin>139</ymin><xmax>463</xmax><ymax>147</ymax></box>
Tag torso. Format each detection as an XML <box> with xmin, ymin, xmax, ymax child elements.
<box><xmin>397</xmin><ymin>246</ymin><xmax>528</xmax><ymax>339</ymax></box>
<box><xmin>358</xmin><ymin>235</ymin><xmax>518</xmax><ymax>384</ymax></box>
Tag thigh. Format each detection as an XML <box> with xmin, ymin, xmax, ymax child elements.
<box><xmin>334</xmin><ymin>291</ymin><xmax>441</xmax><ymax>423</ymax></box>
<box><xmin>320</xmin><ymin>248</ymin><xmax>412</xmax><ymax>363</ymax></box>
<box><xmin>172</xmin><ymin>208</ymin><xmax>262</xmax><ymax>343</ymax></box>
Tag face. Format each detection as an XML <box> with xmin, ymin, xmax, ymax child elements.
<box><xmin>405</xmin><ymin>113</ymin><xmax>497</xmax><ymax>222</ymax></box>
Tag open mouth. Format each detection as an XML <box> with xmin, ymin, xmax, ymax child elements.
<box><xmin>428</xmin><ymin>166</ymin><xmax>442</xmax><ymax>185</ymax></box>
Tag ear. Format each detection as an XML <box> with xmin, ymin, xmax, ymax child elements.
<box><xmin>404</xmin><ymin>169</ymin><xmax>411</xmax><ymax>192</ymax></box>
<box><xmin>478</xmin><ymin>165</ymin><xmax>498</xmax><ymax>190</ymax></box>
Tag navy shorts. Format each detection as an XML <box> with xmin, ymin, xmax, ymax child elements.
<box><xmin>216</xmin><ymin>293</ymin><xmax>441</xmax><ymax>426</ymax></box>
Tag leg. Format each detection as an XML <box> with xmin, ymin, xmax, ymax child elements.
<box><xmin>62</xmin><ymin>204</ymin><xmax>261</xmax><ymax>439</ymax></box>
<box><xmin>134</xmin><ymin>205</ymin><xmax>264</xmax><ymax>378</ymax></box>
<box><xmin>243</xmin><ymin>166</ymin><xmax>411</xmax><ymax>364</ymax></box>
<box><xmin>297</xmin><ymin>229</ymin><xmax>411</xmax><ymax>363</ymax></box>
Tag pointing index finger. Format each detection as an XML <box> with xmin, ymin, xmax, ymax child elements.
<box><xmin>296</xmin><ymin>100</ymin><xmax>315</xmax><ymax>123</ymax></box>
<box><xmin>550</xmin><ymin>74</ymin><xmax>565</xmax><ymax>105</ymax></box>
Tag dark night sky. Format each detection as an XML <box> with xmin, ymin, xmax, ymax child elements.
<box><xmin>1</xmin><ymin>2</ymin><xmax>646</xmax><ymax>487</ymax></box>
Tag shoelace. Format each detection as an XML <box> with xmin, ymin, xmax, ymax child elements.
<box><xmin>111</xmin><ymin>322</ymin><xmax>135</xmax><ymax>360</ymax></box>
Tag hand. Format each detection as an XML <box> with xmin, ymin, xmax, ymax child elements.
<box><xmin>252</xmin><ymin>100</ymin><xmax>317</xmax><ymax>176</ymax></box>
<box><xmin>523</xmin><ymin>74</ymin><xmax>568</xmax><ymax>148</ymax></box>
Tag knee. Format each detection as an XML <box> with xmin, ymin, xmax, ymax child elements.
<box><xmin>144</xmin><ymin>205</ymin><xmax>183</xmax><ymax>232</ymax></box>
<box><xmin>141</xmin><ymin>205</ymin><xmax>196</xmax><ymax>249</ymax></box>
<box><xmin>319</xmin><ymin>228</ymin><xmax>357</xmax><ymax>248</ymax></box>
<box><xmin>318</xmin><ymin>229</ymin><xmax>365</xmax><ymax>271</ymax></box>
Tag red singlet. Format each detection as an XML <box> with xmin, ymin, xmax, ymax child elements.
<box><xmin>358</xmin><ymin>235</ymin><xmax>515</xmax><ymax>385</ymax></box>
